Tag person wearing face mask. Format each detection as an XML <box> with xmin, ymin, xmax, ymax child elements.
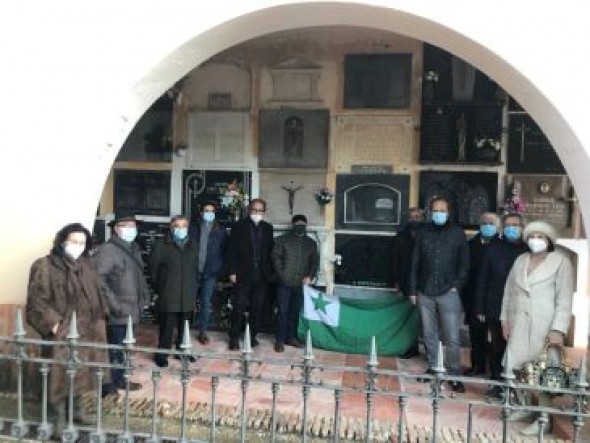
<box><xmin>474</xmin><ymin>213</ymin><xmax>528</xmax><ymax>394</ymax></box>
<box><xmin>192</xmin><ymin>201</ymin><xmax>228</xmax><ymax>345</ymax></box>
<box><xmin>226</xmin><ymin>198</ymin><xmax>275</xmax><ymax>350</ymax></box>
<box><xmin>391</xmin><ymin>207</ymin><xmax>424</xmax><ymax>359</ymax></box>
<box><xmin>462</xmin><ymin>212</ymin><xmax>500</xmax><ymax>377</ymax></box>
<box><xmin>149</xmin><ymin>215</ymin><xmax>199</xmax><ymax>367</ymax></box>
<box><xmin>26</xmin><ymin>223</ymin><xmax>109</xmax><ymax>437</ymax></box>
<box><xmin>500</xmin><ymin>220</ymin><xmax>574</xmax><ymax>435</ymax></box>
<box><xmin>271</xmin><ymin>214</ymin><xmax>319</xmax><ymax>352</ymax></box>
<box><xmin>94</xmin><ymin>211</ymin><xmax>150</xmax><ymax>391</ymax></box>
<box><xmin>409</xmin><ymin>196</ymin><xmax>469</xmax><ymax>393</ymax></box>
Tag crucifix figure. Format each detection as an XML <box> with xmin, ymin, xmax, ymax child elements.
<box><xmin>515</xmin><ymin>120</ymin><xmax>531</xmax><ymax>163</ymax></box>
<box><xmin>282</xmin><ymin>181</ymin><xmax>303</xmax><ymax>215</ymax></box>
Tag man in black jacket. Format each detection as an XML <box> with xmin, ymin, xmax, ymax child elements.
<box><xmin>150</xmin><ymin>215</ymin><xmax>199</xmax><ymax>367</ymax></box>
<box><xmin>410</xmin><ymin>196</ymin><xmax>469</xmax><ymax>392</ymax></box>
<box><xmin>462</xmin><ymin>212</ymin><xmax>500</xmax><ymax>376</ymax></box>
<box><xmin>226</xmin><ymin>198</ymin><xmax>274</xmax><ymax>350</ymax></box>
<box><xmin>474</xmin><ymin>213</ymin><xmax>527</xmax><ymax>391</ymax></box>
<box><xmin>391</xmin><ymin>207</ymin><xmax>424</xmax><ymax>358</ymax></box>
<box><xmin>271</xmin><ymin>214</ymin><xmax>319</xmax><ymax>352</ymax></box>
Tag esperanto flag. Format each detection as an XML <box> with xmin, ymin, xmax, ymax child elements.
<box><xmin>297</xmin><ymin>286</ymin><xmax>419</xmax><ymax>355</ymax></box>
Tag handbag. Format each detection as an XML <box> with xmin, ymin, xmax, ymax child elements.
<box><xmin>519</xmin><ymin>342</ymin><xmax>578</xmax><ymax>390</ymax></box>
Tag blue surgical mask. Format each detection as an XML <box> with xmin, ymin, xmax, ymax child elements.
<box><xmin>119</xmin><ymin>227</ymin><xmax>137</xmax><ymax>243</ymax></box>
<box><xmin>431</xmin><ymin>211</ymin><xmax>448</xmax><ymax>226</ymax></box>
<box><xmin>173</xmin><ymin>227</ymin><xmax>188</xmax><ymax>241</ymax></box>
<box><xmin>480</xmin><ymin>224</ymin><xmax>497</xmax><ymax>238</ymax></box>
<box><xmin>503</xmin><ymin>226</ymin><xmax>521</xmax><ymax>242</ymax></box>
<box><xmin>203</xmin><ymin>212</ymin><xmax>215</xmax><ymax>223</ymax></box>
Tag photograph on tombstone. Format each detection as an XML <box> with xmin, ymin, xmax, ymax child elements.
<box><xmin>418</xmin><ymin>171</ymin><xmax>498</xmax><ymax>228</ymax></box>
<box><xmin>336</xmin><ymin>173</ymin><xmax>409</xmax><ymax>232</ymax></box>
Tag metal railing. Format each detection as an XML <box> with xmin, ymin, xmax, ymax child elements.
<box><xmin>0</xmin><ymin>309</ymin><xmax>588</xmax><ymax>443</ymax></box>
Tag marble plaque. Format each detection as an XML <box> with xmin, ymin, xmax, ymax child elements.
<box><xmin>509</xmin><ymin>175</ymin><xmax>569</xmax><ymax>233</ymax></box>
<box><xmin>186</xmin><ymin>112</ymin><xmax>249</xmax><ymax>169</ymax></box>
<box><xmin>259</xmin><ymin>172</ymin><xmax>327</xmax><ymax>226</ymax></box>
<box><xmin>334</xmin><ymin>115</ymin><xmax>413</xmax><ymax>172</ymax></box>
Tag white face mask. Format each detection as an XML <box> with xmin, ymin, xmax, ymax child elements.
<box><xmin>527</xmin><ymin>237</ymin><xmax>548</xmax><ymax>254</ymax></box>
<box><xmin>118</xmin><ymin>227</ymin><xmax>138</xmax><ymax>242</ymax></box>
<box><xmin>64</xmin><ymin>243</ymin><xmax>85</xmax><ymax>260</ymax></box>
<box><xmin>250</xmin><ymin>214</ymin><xmax>263</xmax><ymax>224</ymax></box>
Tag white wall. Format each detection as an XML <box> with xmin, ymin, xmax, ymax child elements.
<box><xmin>0</xmin><ymin>1</ymin><xmax>589</xmax><ymax>307</ymax></box>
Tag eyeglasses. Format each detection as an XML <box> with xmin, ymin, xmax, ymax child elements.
<box><xmin>250</xmin><ymin>208</ymin><xmax>265</xmax><ymax>214</ymax></box>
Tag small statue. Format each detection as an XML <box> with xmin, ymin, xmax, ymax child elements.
<box><xmin>456</xmin><ymin>112</ymin><xmax>467</xmax><ymax>161</ymax></box>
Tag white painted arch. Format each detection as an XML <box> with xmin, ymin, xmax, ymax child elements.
<box><xmin>0</xmin><ymin>1</ymin><xmax>589</xmax><ymax>307</ymax></box>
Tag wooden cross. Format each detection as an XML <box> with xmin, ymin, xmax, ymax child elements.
<box><xmin>515</xmin><ymin>120</ymin><xmax>531</xmax><ymax>163</ymax></box>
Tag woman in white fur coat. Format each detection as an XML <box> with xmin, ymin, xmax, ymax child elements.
<box><xmin>500</xmin><ymin>220</ymin><xmax>574</xmax><ymax>435</ymax></box>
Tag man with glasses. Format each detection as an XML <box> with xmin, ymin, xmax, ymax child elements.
<box><xmin>226</xmin><ymin>198</ymin><xmax>275</xmax><ymax>350</ymax></box>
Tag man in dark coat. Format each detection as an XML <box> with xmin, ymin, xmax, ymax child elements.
<box><xmin>192</xmin><ymin>202</ymin><xmax>228</xmax><ymax>345</ymax></box>
<box><xmin>410</xmin><ymin>196</ymin><xmax>469</xmax><ymax>392</ymax></box>
<box><xmin>150</xmin><ymin>215</ymin><xmax>199</xmax><ymax>367</ymax></box>
<box><xmin>391</xmin><ymin>207</ymin><xmax>424</xmax><ymax>358</ymax></box>
<box><xmin>95</xmin><ymin>211</ymin><xmax>150</xmax><ymax>390</ymax></box>
<box><xmin>271</xmin><ymin>214</ymin><xmax>319</xmax><ymax>352</ymax></box>
<box><xmin>475</xmin><ymin>213</ymin><xmax>527</xmax><ymax>389</ymax></box>
<box><xmin>462</xmin><ymin>212</ymin><xmax>500</xmax><ymax>376</ymax></box>
<box><xmin>226</xmin><ymin>198</ymin><xmax>274</xmax><ymax>350</ymax></box>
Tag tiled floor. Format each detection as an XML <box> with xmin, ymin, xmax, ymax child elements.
<box><xmin>117</xmin><ymin>324</ymin><xmax>579</xmax><ymax>440</ymax></box>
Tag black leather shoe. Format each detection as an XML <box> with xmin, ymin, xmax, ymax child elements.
<box><xmin>274</xmin><ymin>342</ymin><xmax>285</xmax><ymax>353</ymax></box>
<box><xmin>155</xmin><ymin>357</ymin><xmax>169</xmax><ymax>368</ymax></box>
<box><xmin>463</xmin><ymin>367</ymin><xmax>486</xmax><ymax>377</ymax></box>
<box><xmin>398</xmin><ymin>346</ymin><xmax>420</xmax><ymax>359</ymax></box>
<box><xmin>416</xmin><ymin>368</ymin><xmax>436</xmax><ymax>383</ymax></box>
<box><xmin>449</xmin><ymin>381</ymin><xmax>466</xmax><ymax>393</ymax></box>
<box><xmin>229</xmin><ymin>340</ymin><xmax>240</xmax><ymax>350</ymax></box>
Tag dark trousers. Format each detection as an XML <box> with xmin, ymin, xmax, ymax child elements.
<box><xmin>107</xmin><ymin>324</ymin><xmax>128</xmax><ymax>387</ymax></box>
<box><xmin>157</xmin><ymin>312</ymin><xmax>191</xmax><ymax>360</ymax></box>
<box><xmin>229</xmin><ymin>280</ymin><xmax>267</xmax><ymax>342</ymax></box>
<box><xmin>275</xmin><ymin>284</ymin><xmax>303</xmax><ymax>344</ymax></box>
<box><xmin>488</xmin><ymin>320</ymin><xmax>507</xmax><ymax>380</ymax></box>
<box><xmin>468</xmin><ymin>317</ymin><xmax>488</xmax><ymax>372</ymax></box>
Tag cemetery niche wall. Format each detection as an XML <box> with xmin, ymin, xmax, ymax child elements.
<box><xmin>419</xmin><ymin>171</ymin><xmax>498</xmax><ymax>229</ymax></box>
<box><xmin>114</xmin><ymin>170</ymin><xmax>171</xmax><ymax>216</ymax></box>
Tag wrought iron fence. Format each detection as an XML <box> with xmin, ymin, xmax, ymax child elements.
<box><xmin>0</xmin><ymin>308</ymin><xmax>588</xmax><ymax>443</ymax></box>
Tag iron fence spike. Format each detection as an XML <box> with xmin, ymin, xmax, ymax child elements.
<box><xmin>368</xmin><ymin>336</ymin><xmax>378</xmax><ymax>367</ymax></box>
<box><xmin>66</xmin><ymin>311</ymin><xmax>79</xmax><ymax>340</ymax></box>
<box><xmin>305</xmin><ymin>329</ymin><xmax>314</xmax><ymax>360</ymax></box>
<box><xmin>243</xmin><ymin>322</ymin><xmax>252</xmax><ymax>354</ymax></box>
<box><xmin>123</xmin><ymin>315</ymin><xmax>135</xmax><ymax>346</ymax></box>
<box><xmin>434</xmin><ymin>341</ymin><xmax>445</xmax><ymax>372</ymax></box>
<box><xmin>14</xmin><ymin>308</ymin><xmax>25</xmax><ymax>338</ymax></box>
<box><xmin>180</xmin><ymin>319</ymin><xmax>192</xmax><ymax>351</ymax></box>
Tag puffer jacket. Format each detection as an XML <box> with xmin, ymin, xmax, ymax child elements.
<box><xmin>409</xmin><ymin>222</ymin><xmax>469</xmax><ymax>297</ymax></box>
<box><xmin>271</xmin><ymin>230</ymin><xmax>319</xmax><ymax>287</ymax></box>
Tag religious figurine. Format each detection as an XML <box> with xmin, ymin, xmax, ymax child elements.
<box><xmin>282</xmin><ymin>181</ymin><xmax>303</xmax><ymax>215</ymax></box>
<box><xmin>456</xmin><ymin>112</ymin><xmax>467</xmax><ymax>161</ymax></box>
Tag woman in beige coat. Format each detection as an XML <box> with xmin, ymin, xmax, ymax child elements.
<box><xmin>500</xmin><ymin>220</ymin><xmax>574</xmax><ymax>435</ymax></box>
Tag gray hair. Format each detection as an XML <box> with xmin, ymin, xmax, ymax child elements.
<box><xmin>480</xmin><ymin>212</ymin><xmax>500</xmax><ymax>227</ymax></box>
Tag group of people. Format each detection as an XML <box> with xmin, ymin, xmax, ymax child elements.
<box><xmin>392</xmin><ymin>196</ymin><xmax>574</xmax><ymax>435</ymax></box>
<box><xmin>25</xmin><ymin>198</ymin><xmax>319</xmax><ymax>436</ymax></box>
<box><xmin>24</xmin><ymin>194</ymin><xmax>573</xmax><ymax>437</ymax></box>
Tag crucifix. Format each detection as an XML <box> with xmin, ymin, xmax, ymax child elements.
<box><xmin>515</xmin><ymin>120</ymin><xmax>531</xmax><ymax>163</ymax></box>
<box><xmin>282</xmin><ymin>181</ymin><xmax>303</xmax><ymax>215</ymax></box>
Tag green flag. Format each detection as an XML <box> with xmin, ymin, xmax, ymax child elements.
<box><xmin>298</xmin><ymin>286</ymin><xmax>419</xmax><ymax>355</ymax></box>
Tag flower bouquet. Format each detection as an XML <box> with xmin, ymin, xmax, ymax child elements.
<box><xmin>220</xmin><ymin>180</ymin><xmax>249</xmax><ymax>220</ymax></box>
<box><xmin>314</xmin><ymin>187</ymin><xmax>334</xmax><ymax>206</ymax></box>
<box><xmin>504</xmin><ymin>180</ymin><xmax>527</xmax><ymax>215</ymax></box>
<box><xmin>424</xmin><ymin>70</ymin><xmax>439</xmax><ymax>82</ymax></box>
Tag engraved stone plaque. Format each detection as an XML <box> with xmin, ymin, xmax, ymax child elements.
<box><xmin>187</xmin><ymin>112</ymin><xmax>249</xmax><ymax>168</ymax></box>
<box><xmin>334</xmin><ymin>116</ymin><xmax>413</xmax><ymax>172</ymax></box>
